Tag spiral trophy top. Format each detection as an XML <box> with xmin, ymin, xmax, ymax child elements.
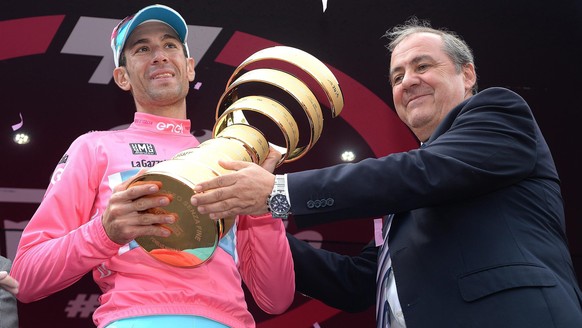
<box><xmin>215</xmin><ymin>45</ymin><xmax>344</xmax><ymax>163</ymax></box>
<box><xmin>226</xmin><ymin>46</ymin><xmax>344</xmax><ymax>118</ymax></box>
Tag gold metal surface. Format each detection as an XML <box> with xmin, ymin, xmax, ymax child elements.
<box><xmin>214</xmin><ymin>123</ymin><xmax>269</xmax><ymax>164</ymax></box>
<box><xmin>196</xmin><ymin>138</ymin><xmax>255</xmax><ymax>163</ymax></box>
<box><xmin>214</xmin><ymin>96</ymin><xmax>299</xmax><ymax>164</ymax></box>
<box><xmin>216</xmin><ymin>68</ymin><xmax>322</xmax><ymax>162</ymax></box>
<box><xmin>227</xmin><ymin>45</ymin><xmax>344</xmax><ymax>118</ymax></box>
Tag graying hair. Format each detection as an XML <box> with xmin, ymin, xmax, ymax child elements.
<box><xmin>384</xmin><ymin>17</ymin><xmax>478</xmax><ymax>94</ymax></box>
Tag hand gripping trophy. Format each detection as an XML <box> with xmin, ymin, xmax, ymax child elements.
<box><xmin>128</xmin><ymin>46</ymin><xmax>344</xmax><ymax>267</ymax></box>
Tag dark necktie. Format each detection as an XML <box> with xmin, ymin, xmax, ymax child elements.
<box><xmin>376</xmin><ymin>214</ymin><xmax>394</xmax><ymax>328</ymax></box>
<box><xmin>377</xmin><ymin>143</ymin><xmax>425</xmax><ymax>327</ymax></box>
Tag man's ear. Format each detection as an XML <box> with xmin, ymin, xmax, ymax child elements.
<box><xmin>462</xmin><ymin>63</ymin><xmax>477</xmax><ymax>93</ymax></box>
<box><xmin>113</xmin><ymin>67</ymin><xmax>131</xmax><ymax>91</ymax></box>
<box><xmin>187</xmin><ymin>57</ymin><xmax>195</xmax><ymax>82</ymax></box>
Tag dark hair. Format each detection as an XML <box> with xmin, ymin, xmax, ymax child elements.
<box><xmin>384</xmin><ymin>17</ymin><xmax>478</xmax><ymax>94</ymax></box>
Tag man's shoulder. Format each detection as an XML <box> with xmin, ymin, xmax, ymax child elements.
<box><xmin>474</xmin><ymin>87</ymin><xmax>524</xmax><ymax>101</ymax></box>
<box><xmin>463</xmin><ymin>87</ymin><xmax>529</xmax><ymax>112</ymax></box>
<box><xmin>73</xmin><ymin>128</ymin><xmax>129</xmax><ymax>143</ymax></box>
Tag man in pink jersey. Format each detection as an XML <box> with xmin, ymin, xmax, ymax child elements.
<box><xmin>11</xmin><ymin>4</ymin><xmax>294</xmax><ymax>328</ymax></box>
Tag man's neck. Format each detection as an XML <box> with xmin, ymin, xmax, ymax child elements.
<box><xmin>135</xmin><ymin>103</ymin><xmax>187</xmax><ymax>120</ymax></box>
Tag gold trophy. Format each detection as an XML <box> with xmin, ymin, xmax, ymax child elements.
<box><xmin>129</xmin><ymin>46</ymin><xmax>344</xmax><ymax>267</ymax></box>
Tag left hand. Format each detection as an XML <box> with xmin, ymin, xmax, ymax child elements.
<box><xmin>0</xmin><ymin>271</ymin><xmax>19</xmax><ymax>295</ymax></box>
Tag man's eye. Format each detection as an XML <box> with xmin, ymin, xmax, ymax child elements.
<box><xmin>392</xmin><ymin>75</ymin><xmax>403</xmax><ymax>85</ymax></box>
<box><xmin>417</xmin><ymin>64</ymin><xmax>429</xmax><ymax>72</ymax></box>
<box><xmin>165</xmin><ymin>43</ymin><xmax>178</xmax><ymax>49</ymax></box>
<box><xmin>136</xmin><ymin>46</ymin><xmax>149</xmax><ymax>53</ymax></box>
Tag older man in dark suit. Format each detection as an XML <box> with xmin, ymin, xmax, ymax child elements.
<box><xmin>191</xmin><ymin>17</ymin><xmax>582</xmax><ymax>328</ymax></box>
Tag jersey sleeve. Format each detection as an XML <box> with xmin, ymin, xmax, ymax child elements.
<box><xmin>236</xmin><ymin>214</ymin><xmax>295</xmax><ymax>314</ymax></box>
<box><xmin>11</xmin><ymin>134</ymin><xmax>121</xmax><ymax>303</ymax></box>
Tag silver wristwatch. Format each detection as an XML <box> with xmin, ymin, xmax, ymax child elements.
<box><xmin>267</xmin><ymin>174</ymin><xmax>291</xmax><ymax>219</ymax></box>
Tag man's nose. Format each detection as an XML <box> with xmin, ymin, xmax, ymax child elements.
<box><xmin>401</xmin><ymin>71</ymin><xmax>419</xmax><ymax>88</ymax></box>
<box><xmin>152</xmin><ymin>48</ymin><xmax>169</xmax><ymax>63</ymax></box>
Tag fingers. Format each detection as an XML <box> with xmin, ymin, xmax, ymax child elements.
<box><xmin>196</xmin><ymin>198</ymin><xmax>265</xmax><ymax>220</ymax></box>
<box><xmin>217</xmin><ymin>159</ymin><xmax>254</xmax><ymax>172</ymax></box>
<box><xmin>0</xmin><ymin>271</ymin><xmax>19</xmax><ymax>295</ymax></box>
<box><xmin>193</xmin><ymin>160</ymin><xmax>261</xmax><ymax>194</ymax></box>
<box><xmin>109</xmin><ymin>181</ymin><xmax>161</xmax><ymax>206</ymax></box>
<box><xmin>261</xmin><ymin>147</ymin><xmax>282</xmax><ymax>173</ymax></box>
<box><xmin>104</xmin><ymin>209</ymin><xmax>176</xmax><ymax>245</ymax></box>
<box><xmin>131</xmin><ymin>213</ymin><xmax>176</xmax><ymax>237</ymax></box>
<box><xmin>190</xmin><ymin>160</ymin><xmax>275</xmax><ymax>219</ymax></box>
<box><xmin>103</xmin><ymin>180</ymin><xmax>178</xmax><ymax>245</ymax></box>
<box><xmin>134</xmin><ymin>193</ymin><xmax>171</xmax><ymax>212</ymax></box>
<box><xmin>126</xmin><ymin>180</ymin><xmax>163</xmax><ymax>200</ymax></box>
<box><xmin>137</xmin><ymin>211</ymin><xmax>176</xmax><ymax>226</ymax></box>
<box><xmin>193</xmin><ymin>175</ymin><xmax>234</xmax><ymax>194</ymax></box>
<box><xmin>192</xmin><ymin>160</ymin><xmax>252</xmax><ymax>192</ymax></box>
<box><xmin>112</xmin><ymin>170</ymin><xmax>149</xmax><ymax>192</ymax></box>
<box><xmin>108</xmin><ymin>187</ymin><xmax>170</xmax><ymax>217</ymax></box>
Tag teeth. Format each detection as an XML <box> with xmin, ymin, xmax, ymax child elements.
<box><xmin>154</xmin><ymin>73</ymin><xmax>173</xmax><ymax>79</ymax></box>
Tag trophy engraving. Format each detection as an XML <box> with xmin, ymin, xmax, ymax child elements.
<box><xmin>129</xmin><ymin>46</ymin><xmax>344</xmax><ymax>267</ymax></box>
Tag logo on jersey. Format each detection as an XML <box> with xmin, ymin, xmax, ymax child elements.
<box><xmin>131</xmin><ymin>159</ymin><xmax>164</xmax><ymax>168</ymax></box>
<box><xmin>156</xmin><ymin>122</ymin><xmax>184</xmax><ymax>134</ymax></box>
<box><xmin>130</xmin><ymin>143</ymin><xmax>157</xmax><ymax>155</ymax></box>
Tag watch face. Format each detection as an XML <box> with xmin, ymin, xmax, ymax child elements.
<box><xmin>270</xmin><ymin>193</ymin><xmax>290</xmax><ymax>215</ymax></box>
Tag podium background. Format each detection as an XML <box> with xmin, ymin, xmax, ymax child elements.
<box><xmin>1</xmin><ymin>0</ymin><xmax>581</xmax><ymax>327</ymax></box>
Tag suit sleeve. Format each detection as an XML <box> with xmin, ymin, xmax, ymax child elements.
<box><xmin>288</xmin><ymin>88</ymin><xmax>541</xmax><ymax>227</ymax></box>
<box><xmin>288</xmin><ymin>233</ymin><xmax>377</xmax><ymax>312</ymax></box>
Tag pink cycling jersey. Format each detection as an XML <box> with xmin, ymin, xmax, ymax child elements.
<box><xmin>11</xmin><ymin>112</ymin><xmax>295</xmax><ymax>328</ymax></box>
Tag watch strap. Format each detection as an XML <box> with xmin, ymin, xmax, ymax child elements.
<box><xmin>268</xmin><ymin>174</ymin><xmax>291</xmax><ymax>218</ymax></box>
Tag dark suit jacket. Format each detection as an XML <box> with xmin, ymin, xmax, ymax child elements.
<box><xmin>287</xmin><ymin>233</ymin><xmax>377</xmax><ymax>312</ymax></box>
<box><xmin>0</xmin><ymin>256</ymin><xmax>18</xmax><ymax>328</ymax></box>
<box><xmin>287</xmin><ymin>87</ymin><xmax>582</xmax><ymax>327</ymax></box>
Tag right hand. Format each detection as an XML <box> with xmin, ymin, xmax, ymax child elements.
<box><xmin>102</xmin><ymin>173</ymin><xmax>176</xmax><ymax>245</ymax></box>
<box><xmin>190</xmin><ymin>147</ymin><xmax>282</xmax><ymax>219</ymax></box>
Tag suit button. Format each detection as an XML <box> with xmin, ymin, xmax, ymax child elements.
<box><xmin>326</xmin><ymin>198</ymin><xmax>334</xmax><ymax>206</ymax></box>
<box><xmin>314</xmin><ymin>199</ymin><xmax>321</xmax><ymax>208</ymax></box>
<box><xmin>307</xmin><ymin>200</ymin><xmax>315</xmax><ymax>209</ymax></box>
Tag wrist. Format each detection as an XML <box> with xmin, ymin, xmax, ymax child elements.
<box><xmin>267</xmin><ymin>174</ymin><xmax>291</xmax><ymax>219</ymax></box>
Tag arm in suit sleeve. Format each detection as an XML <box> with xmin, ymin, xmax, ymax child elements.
<box><xmin>287</xmin><ymin>88</ymin><xmax>540</xmax><ymax>228</ymax></box>
<box><xmin>287</xmin><ymin>233</ymin><xmax>377</xmax><ymax>312</ymax></box>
